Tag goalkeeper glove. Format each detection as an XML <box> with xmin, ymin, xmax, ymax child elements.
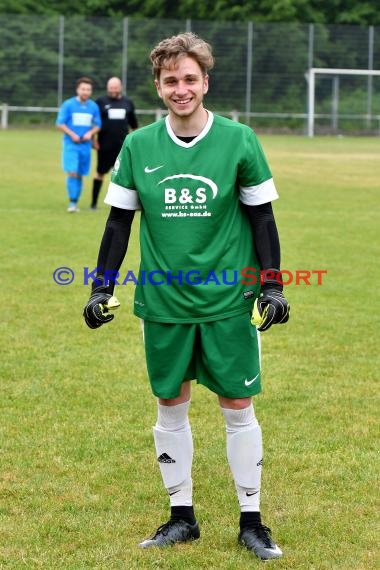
<box><xmin>83</xmin><ymin>277</ymin><xmax>120</xmax><ymax>329</ymax></box>
<box><xmin>251</xmin><ymin>269</ymin><xmax>290</xmax><ymax>332</ymax></box>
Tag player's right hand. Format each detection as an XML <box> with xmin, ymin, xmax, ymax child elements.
<box><xmin>83</xmin><ymin>282</ymin><xmax>120</xmax><ymax>329</ymax></box>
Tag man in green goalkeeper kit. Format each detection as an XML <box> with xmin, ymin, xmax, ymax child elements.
<box><xmin>83</xmin><ymin>32</ymin><xmax>289</xmax><ymax>561</ymax></box>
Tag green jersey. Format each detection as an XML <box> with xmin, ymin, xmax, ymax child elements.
<box><xmin>106</xmin><ymin>112</ymin><xmax>278</xmax><ymax>323</ymax></box>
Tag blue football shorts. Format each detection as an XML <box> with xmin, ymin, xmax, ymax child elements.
<box><xmin>62</xmin><ymin>140</ymin><xmax>91</xmax><ymax>175</ymax></box>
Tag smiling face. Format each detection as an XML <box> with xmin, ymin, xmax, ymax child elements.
<box><xmin>155</xmin><ymin>56</ymin><xmax>209</xmax><ymax>122</ymax></box>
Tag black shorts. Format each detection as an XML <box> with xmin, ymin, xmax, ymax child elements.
<box><xmin>96</xmin><ymin>148</ymin><xmax>120</xmax><ymax>175</ymax></box>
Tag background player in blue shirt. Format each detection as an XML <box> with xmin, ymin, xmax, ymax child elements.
<box><xmin>56</xmin><ymin>77</ymin><xmax>101</xmax><ymax>212</ymax></box>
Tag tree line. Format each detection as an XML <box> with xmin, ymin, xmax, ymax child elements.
<box><xmin>0</xmin><ymin>0</ymin><xmax>379</xmax><ymax>25</ymax></box>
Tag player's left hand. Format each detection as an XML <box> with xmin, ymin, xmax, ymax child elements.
<box><xmin>251</xmin><ymin>269</ymin><xmax>290</xmax><ymax>332</ymax></box>
<box><xmin>83</xmin><ymin>283</ymin><xmax>120</xmax><ymax>329</ymax></box>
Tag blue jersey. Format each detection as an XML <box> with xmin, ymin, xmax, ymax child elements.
<box><xmin>56</xmin><ymin>97</ymin><xmax>101</xmax><ymax>144</ymax></box>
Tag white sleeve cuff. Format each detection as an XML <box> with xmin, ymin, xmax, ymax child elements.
<box><xmin>104</xmin><ymin>181</ymin><xmax>141</xmax><ymax>210</ymax></box>
<box><xmin>239</xmin><ymin>178</ymin><xmax>279</xmax><ymax>206</ymax></box>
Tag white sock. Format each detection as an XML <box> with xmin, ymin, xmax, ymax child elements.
<box><xmin>154</xmin><ymin>400</ymin><xmax>193</xmax><ymax>506</ymax></box>
<box><xmin>221</xmin><ymin>405</ymin><xmax>262</xmax><ymax>512</ymax></box>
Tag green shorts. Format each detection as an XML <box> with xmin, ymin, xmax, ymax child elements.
<box><xmin>143</xmin><ymin>312</ymin><xmax>261</xmax><ymax>399</ymax></box>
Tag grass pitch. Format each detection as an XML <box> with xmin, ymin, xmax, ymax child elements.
<box><xmin>0</xmin><ymin>129</ymin><xmax>379</xmax><ymax>569</ymax></box>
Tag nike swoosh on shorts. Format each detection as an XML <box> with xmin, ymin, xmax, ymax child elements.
<box><xmin>244</xmin><ymin>373</ymin><xmax>260</xmax><ymax>387</ymax></box>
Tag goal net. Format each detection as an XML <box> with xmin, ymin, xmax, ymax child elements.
<box><xmin>306</xmin><ymin>68</ymin><xmax>380</xmax><ymax>137</ymax></box>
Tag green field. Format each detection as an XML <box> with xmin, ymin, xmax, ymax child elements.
<box><xmin>1</xmin><ymin>130</ymin><xmax>379</xmax><ymax>569</ymax></box>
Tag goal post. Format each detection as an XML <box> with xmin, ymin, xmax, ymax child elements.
<box><xmin>306</xmin><ymin>67</ymin><xmax>380</xmax><ymax>137</ymax></box>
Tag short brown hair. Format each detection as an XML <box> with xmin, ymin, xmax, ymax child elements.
<box><xmin>150</xmin><ymin>32</ymin><xmax>214</xmax><ymax>79</ymax></box>
<box><xmin>76</xmin><ymin>76</ymin><xmax>93</xmax><ymax>88</ymax></box>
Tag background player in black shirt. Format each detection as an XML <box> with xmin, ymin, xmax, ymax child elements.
<box><xmin>91</xmin><ymin>77</ymin><xmax>138</xmax><ymax>209</ymax></box>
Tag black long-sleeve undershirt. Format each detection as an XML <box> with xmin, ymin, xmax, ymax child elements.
<box><xmin>95</xmin><ymin>207</ymin><xmax>135</xmax><ymax>293</ymax></box>
<box><xmin>242</xmin><ymin>202</ymin><xmax>281</xmax><ymax>270</ymax></box>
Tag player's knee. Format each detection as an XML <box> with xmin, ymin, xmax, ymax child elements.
<box><xmin>219</xmin><ymin>396</ymin><xmax>252</xmax><ymax>410</ymax></box>
<box><xmin>159</xmin><ymin>381</ymin><xmax>191</xmax><ymax>406</ymax></box>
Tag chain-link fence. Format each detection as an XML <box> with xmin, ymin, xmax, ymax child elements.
<box><xmin>1</xmin><ymin>16</ymin><xmax>379</xmax><ymax>134</ymax></box>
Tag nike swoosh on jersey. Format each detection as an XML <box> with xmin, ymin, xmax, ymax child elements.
<box><xmin>244</xmin><ymin>373</ymin><xmax>260</xmax><ymax>387</ymax></box>
<box><xmin>144</xmin><ymin>165</ymin><xmax>164</xmax><ymax>173</ymax></box>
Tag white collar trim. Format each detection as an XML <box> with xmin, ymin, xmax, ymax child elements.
<box><xmin>165</xmin><ymin>111</ymin><xmax>214</xmax><ymax>147</ymax></box>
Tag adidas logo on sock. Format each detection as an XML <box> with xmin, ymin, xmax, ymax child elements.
<box><xmin>158</xmin><ymin>452</ymin><xmax>176</xmax><ymax>464</ymax></box>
